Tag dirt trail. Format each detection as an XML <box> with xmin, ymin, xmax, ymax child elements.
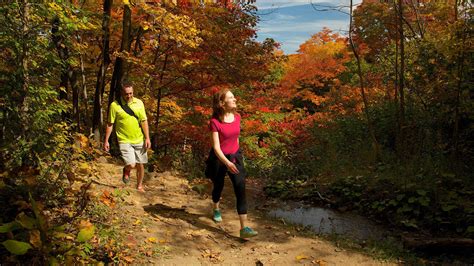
<box><xmin>93</xmin><ymin>156</ymin><xmax>394</xmax><ymax>265</ymax></box>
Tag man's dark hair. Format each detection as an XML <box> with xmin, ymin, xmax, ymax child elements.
<box><xmin>121</xmin><ymin>80</ymin><xmax>133</xmax><ymax>90</ymax></box>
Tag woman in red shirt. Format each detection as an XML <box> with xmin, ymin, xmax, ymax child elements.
<box><xmin>205</xmin><ymin>89</ymin><xmax>258</xmax><ymax>239</ymax></box>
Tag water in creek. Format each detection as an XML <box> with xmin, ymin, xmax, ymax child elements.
<box><xmin>268</xmin><ymin>203</ymin><xmax>387</xmax><ymax>241</ymax></box>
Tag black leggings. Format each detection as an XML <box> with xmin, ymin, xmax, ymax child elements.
<box><xmin>209</xmin><ymin>151</ymin><xmax>247</xmax><ymax>215</ymax></box>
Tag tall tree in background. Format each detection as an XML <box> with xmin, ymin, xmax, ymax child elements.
<box><xmin>108</xmin><ymin>2</ymin><xmax>132</xmax><ymax>107</ymax></box>
<box><xmin>396</xmin><ymin>0</ymin><xmax>406</xmax><ymax>157</ymax></box>
<box><xmin>93</xmin><ymin>0</ymin><xmax>113</xmax><ymax>142</ymax></box>
<box><xmin>349</xmin><ymin>0</ymin><xmax>380</xmax><ymax>158</ymax></box>
<box><xmin>52</xmin><ymin>15</ymin><xmax>82</xmax><ymax>128</ymax></box>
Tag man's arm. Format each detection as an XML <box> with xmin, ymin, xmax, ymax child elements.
<box><xmin>141</xmin><ymin>120</ymin><xmax>151</xmax><ymax>149</ymax></box>
<box><xmin>103</xmin><ymin>123</ymin><xmax>114</xmax><ymax>151</ymax></box>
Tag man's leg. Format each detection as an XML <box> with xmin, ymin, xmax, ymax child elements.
<box><xmin>136</xmin><ymin>163</ymin><xmax>144</xmax><ymax>191</ymax></box>
<box><xmin>119</xmin><ymin>143</ymin><xmax>136</xmax><ymax>184</ymax></box>
<box><xmin>133</xmin><ymin>143</ymin><xmax>148</xmax><ymax>191</ymax></box>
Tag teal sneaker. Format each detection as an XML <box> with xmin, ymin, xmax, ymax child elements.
<box><xmin>240</xmin><ymin>226</ymin><xmax>258</xmax><ymax>238</ymax></box>
<box><xmin>213</xmin><ymin>209</ymin><xmax>222</xmax><ymax>222</ymax></box>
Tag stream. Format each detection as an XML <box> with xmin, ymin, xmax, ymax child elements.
<box><xmin>268</xmin><ymin>202</ymin><xmax>388</xmax><ymax>241</ymax></box>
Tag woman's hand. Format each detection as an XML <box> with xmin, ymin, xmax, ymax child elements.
<box><xmin>226</xmin><ymin>162</ymin><xmax>239</xmax><ymax>174</ymax></box>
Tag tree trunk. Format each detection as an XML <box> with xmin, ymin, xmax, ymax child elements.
<box><xmin>79</xmin><ymin>52</ymin><xmax>88</xmax><ymax>131</ymax></box>
<box><xmin>52</xmin><ymin>16</ymin><xmax>82</xmax><ymax>129</ymax></box>
<box><xmin>349</xmin><ymin>0</ymin><xmax>380</xmax><ymax>159</ymax></box>
<box><xmin>93</xmin><ymin>0</ymin><xmax>112</xmax><ymax>143</ymax></box>
<box><xmin>52</xmin><ymin>17</ymin><xmax>69</xmax><ymax>99</ymax></box>
<box><xmin>19</xmin><ymin>0</ymin><xmax>30</xmax><ymax>137</ymax></box>
<box><xmin>452</xmin><ymin>6</ymin><xmax>467</xmax><ymax>166</ymax></box>
<box><xmin>152</xmin><ymin>53</ymin><xmax>169</xmax><ymax>151</ymax></box>
<box><xmin>397</xmin><ymin>0</ymin><xmax>406</xmax><ymax>158</ymax></box>
<box><xmin>394</xmin><ymin>2</ymin><xmax>400</xmax><ymax>154</ymax></box>
<box><xmin>70</xmin><ymin>70</ymin><xmax>81</xmax><ymax>129</ymax></box>
<box><xmin>108</xmin><ymin>3</ymin><xmax>132</xmax><ymax>108</ymax></box>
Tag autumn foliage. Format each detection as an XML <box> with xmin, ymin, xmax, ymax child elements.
<box><xmin>0</xmin><ymin>0</ymin><xmax>472</xmax><ymax>263</ymax></box>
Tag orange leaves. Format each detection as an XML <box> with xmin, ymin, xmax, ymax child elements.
<box><xmin>243</xmin><ymin>120</ymin><xmax>269</xmax><ymax>135</ymax></box>
<box><xmin>281</xmin><ymin>29</ymin><xmax>350</xmax><ymax>94</ymax></box>
<box><xmin>99</xmin><ymin>190</ymin><xmax>116</xmax><ymax>208</ymax></box>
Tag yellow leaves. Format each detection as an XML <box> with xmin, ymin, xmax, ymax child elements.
<box><xmin>123</xmin><ymin>0</ymin><xmax>130</xmax><ymax>6</ymax></box>
<box><xmin>295</xmin><ymin>254</ymin><xmax>309</xmax><ymax>261</ymax></box>
<box><xmin>48</xmin><ymin>2</ymin><xmax>63</xmax><ymax>12</ymax></box>
<box><xmin>75</xmin><ymin>133</ymin><xmax>89</xmax><ymax>149</ymax></box>
<box><xmin>147</xmin><ymin>237</ymin><xmax>157</xmax><ymax>243</ymax></box>
<box><xmin>139</xmin><ymin>5</ymin><xmax>202</xmax><ymax>48</ymax></box>
<box><xmin>77</xmin><ymin>162</ymin><xmax>92</xmax><ymax>175</ymax></box>
<box><xmin>181</xmin><ymin>59</ymin><xmax>195</xmax><ymax>67</ymax></box>
<box><xmin>142</xmin><ymin>21</ymin><xmax>151</xmax><ymax>31</ymax></box>
<box><xmin>160</xmin><ymin>99</ymin><xmax>184</xmax><ymax>123</ymax></box>
<box><xmin>296</xmin><ymin>254</ymin><xmax>327</xmax><ymax>265</ymax></box>
<box><xmin>147</xmin><ymin>237</ymin><xmax>167</xmax><ymax>244</ymax></box>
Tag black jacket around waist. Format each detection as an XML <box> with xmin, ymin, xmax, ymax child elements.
<box><xmin>204</xmin><ymin>148</ymin><xmax>246</xmax><ymax>180</ymax></box>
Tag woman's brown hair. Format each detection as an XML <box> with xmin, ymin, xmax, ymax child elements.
<box><xmin>212</xmin><ymin>88</ymin><xmax>235</xmax><ymax>121</ymax></box>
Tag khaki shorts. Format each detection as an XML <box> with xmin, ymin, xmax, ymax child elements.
<box><xmin>119</xmin><ymin>143</ymin><xmax>148</xmax><ymax>166</ymax></box>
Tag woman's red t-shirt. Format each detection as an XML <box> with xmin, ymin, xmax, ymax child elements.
<box><xmin>209</xmin><ymin>113</ymin><xmax>240</xmax><ymax>155</ymax></box>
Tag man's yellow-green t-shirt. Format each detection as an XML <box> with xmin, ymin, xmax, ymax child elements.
<box><xmin>108</xmin><ymin>97</ymin><xmax>147</xmax><ymax>144</ymax></box>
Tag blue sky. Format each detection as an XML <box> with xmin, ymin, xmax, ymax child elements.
<box><xmin>255</xmin><ymin>0</ymin><xmax>362</xmax><ymax>54</ymax></box>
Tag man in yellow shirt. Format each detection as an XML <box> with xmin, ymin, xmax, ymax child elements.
<box><xmin>104</xmin><ymin>81</ymin><xmax>151</xmax><ymax>192</ymax></box>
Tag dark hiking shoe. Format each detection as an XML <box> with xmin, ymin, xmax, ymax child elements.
<box><xmin>122</xmin><ymin>167</ymin><xmax>130</xmax><ymax>184</ymax></box>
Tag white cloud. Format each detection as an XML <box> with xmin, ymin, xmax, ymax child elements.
<box><xmin>274</xmin><ymin>13</ymin><xmax>297</xmax><ymax>20</ymax></box>
<box><xmin>258</xmin><ymin>20</ymin><xmax>349</xmax><ymax>34</ymax></box>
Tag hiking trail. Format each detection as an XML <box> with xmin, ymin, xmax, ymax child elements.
<box><xmin>90</xmin><ymin>155</ymin><xmax>394</xmax><ymax>265</ymax></box>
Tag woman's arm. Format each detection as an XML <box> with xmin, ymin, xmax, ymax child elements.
<box><xmin>211</xmin><ymin>132</ymin><xmax>239</xmax><ymax>174</ymax></box>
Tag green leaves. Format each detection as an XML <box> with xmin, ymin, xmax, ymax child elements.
<box><xmin>0</xmin><ymin>222</ymin><xmax>21</xmax><ymax>233</ymax></box>
<box><xmin>16</xmin><ymin>213</ymin><xmax>37</xmax><ymax>230</ymax></box>
<box><xmin>76</xmin><ymin>226</ymin><xmax>95</xmax><ymax>242</ymax></box>
<box><xmin>76</xmin><ymin>221</ymin><xmax>95</xmax><ymax>243</ymax></box>
<box><xmin>0</xmin><ymin>213</ymin><xmax>37</xmax><ymax>233</ymax></box>
<box><xmin>2</xmin><ymin>240</ymin><xmax>32</xmax><ymax>255</ymax></box>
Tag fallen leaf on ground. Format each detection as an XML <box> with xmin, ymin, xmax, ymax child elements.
<box><xmin>201</xmin><ymin>249</ymin><xmax>223</xmax><ymax>263</ymax></box>
<box><xmin>296</xmin><ymin>254</ymin><xmax>308</xmax><ymax>261</ymax></box>
<box><xmin>100</xmin><ymin>190</ymin><xmax>115</xmax><ymax>207</ymax></box>
<box><xmin>121</xmin><ymin>256</ymin><xmax>134</xmax><ymax>263</ymax></box>
<box><xmin>312</xmin><ymin>259</ymin><xmax>327</xmax><ymax>265</ymax></box>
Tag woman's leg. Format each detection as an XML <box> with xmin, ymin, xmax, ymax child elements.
<box><xmin>211</xmin><ymin>165</ymin><xmax>227</xmax><ymax>206</ymax></box>
<box><xmin>229</xmin><ymin>171</ymin><xmax>248</xmax><ymax>229</ymax></box>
